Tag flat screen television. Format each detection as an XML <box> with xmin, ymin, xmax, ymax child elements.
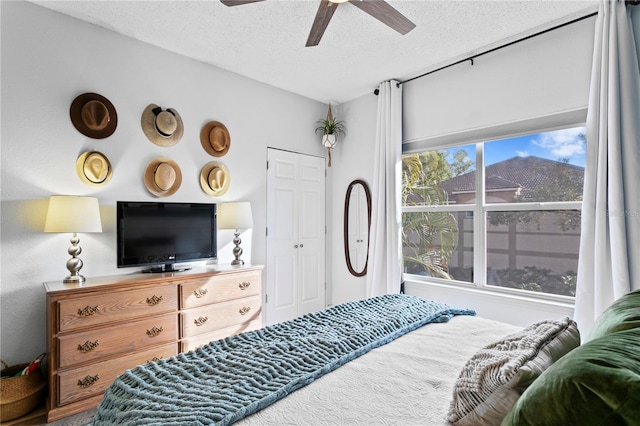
<box><xmin>117</xmin><ymin>201</ymin><xmax>217</xmax><ymax>273</ymax></box>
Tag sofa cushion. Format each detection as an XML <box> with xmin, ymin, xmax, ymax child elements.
<box><xmin>502</xmin><ymin>328</ymin><xmax>640</xmax><ymax>426</ymax></box>
<box><xmin>448</xmin><ymin>317</ymin><xmax>579</xmax><ymax>426</ymax></box>
<box><xmin>586</xmin><ymin>289</ymin><xmax>640</xmax><ymax>342</ymax></box>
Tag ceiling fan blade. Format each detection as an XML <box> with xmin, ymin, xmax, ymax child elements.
<box><xmin>306</xmin><ymin>0</ymin><xmax>340</xmax><ymax>47</ymax></box>
<box><xmin>220</xmin><ymin>0</ymin><xmax>266</xmax><ymax>6</ymax></box>
<box><xmin>348</xmin><ymin>0</ymin><xmax>415</xmax><ymax>35</ymax></box>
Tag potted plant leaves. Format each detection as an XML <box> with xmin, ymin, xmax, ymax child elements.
<box><xmin>315</xmin><ymin>104</ymin><xmax>345</xmax><ymax>167</ymax></box>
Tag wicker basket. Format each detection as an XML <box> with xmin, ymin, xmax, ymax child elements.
<box><xmin>0</xmin><ymin>359</ymin><xmax>46</xmax><ymax>422</ymax></box>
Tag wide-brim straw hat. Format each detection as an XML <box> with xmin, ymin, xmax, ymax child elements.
<box><xmin>200</xmin><ymin>161</ymin><xmax>230</xmax><ymax>196</ymax></box>
<box><xmin>141</xmin><ymin>104</ymin><xmax>184</xmax><ymax>147</ymax></box>
<box><xmin>76</xmin><ymin>151</ymin><xmax>113</xmax><ymax>186</ymax></box>
<box><xmin>144</xmin><ymin>158</ymin><xmax>182</xmax><ymax>197</ymax></box>
<box><xmin>200</xmin><ymin>121</ymin><xmax>230</xmax><ymax>157</ymax></box>
<box><xmin>70</xmin><ymin>93</ymin><xmax>118</xmax><ymax>139</ymax></box>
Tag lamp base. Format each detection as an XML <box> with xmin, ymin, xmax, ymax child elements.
<box><xmin>63</xmin><ymin>274</ymin><xmax>86</xmax><ymax>284</ymax></box>
<box><xmin>231</xmin><ymin>229</ymin><xmax>245</xmax><ymax>266</ymax></box>
<box><xmin>64</xmin><ymin>233</ymin><xmax>86</xmax><ymax>284</ymax></box>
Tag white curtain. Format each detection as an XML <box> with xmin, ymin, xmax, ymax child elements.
<box><xmin>365</xmin><ymin>80</ymin><xmax>403</xmax><ymax>297</ymax></box>
<box><xmin>575</xmin><ymin>0</ymin><xmax>640</xmax><ymax>337</ymax></box>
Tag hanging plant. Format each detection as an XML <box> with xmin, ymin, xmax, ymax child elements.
<box><xmin>314</xmin><ymin>117</ymin><xmax>346</xmax><ymax>137</ymax></box>
<box><xmin>315</xmin><ymin>104</ymin><xmax>345</xmax><ymax>167</ymax></box>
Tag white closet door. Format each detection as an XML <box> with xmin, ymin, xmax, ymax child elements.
<box><xmin>297</xmin><ymin>155</ymin><xmax>325</xmax><ymax>316</ymax></box>
<box><xmin>266</xmin><ymin>148</ymin><xmax>325</xmax><ymax>325</ymax></box>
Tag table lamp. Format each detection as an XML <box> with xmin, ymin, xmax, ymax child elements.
<box><xmin>44</xmin><ymin>195</ymin><xmax>102</xmax><ymax>283</ymax></box>
<box><xmin>217</xmin><ymin>202</ymin><xmax>253</xmax><ymax>265</ymax></box>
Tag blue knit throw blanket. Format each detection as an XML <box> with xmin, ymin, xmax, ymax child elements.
<box><xmin>92</xmin><ymin>294</ymin><xmax>475</xmax><ymax>425</ymax></box>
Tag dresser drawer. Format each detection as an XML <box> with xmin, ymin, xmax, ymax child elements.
<box><xmin>57</xmin><ymin>343</ymin><xmax>177</xmax><ymax>406</ymax></box>
<box><xmin>180</xmin><ymin>270</ymin><xmax>261</xmax><ymax>309</ymax></box>
<box><xmin>58</xmin><ymin>284</ymin><xmax>178</xmax><ymax>332</ymax></box>
<box><xmin>58</xmin><ymin>313</ymin><xmax>178</xmax><ymax>369</ymax></box>
<box><xmin>181</xmin><ymin>296</ymin><xmax>261</xmax><ymax>338</ymax></box>
<box><xmin>180</xmin><ymin>319</ymin><xmax>262</xmax><ymax>352</ymax></box>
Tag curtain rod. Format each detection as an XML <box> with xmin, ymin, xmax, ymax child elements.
<box><xmin>374</xmin><ymin>9</ymin><xmax>599</xmax><ymax>95</ymax></box>
<box><xmin>400</xmin><ymin>11</ymin><xmax>598</xmax><ymax>85</ymax></box>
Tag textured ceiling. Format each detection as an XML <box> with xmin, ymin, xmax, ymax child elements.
<box><xmin>30</xmin><ymin>0</ymin><xmax>598</xmax><ymax>104</ymax></box>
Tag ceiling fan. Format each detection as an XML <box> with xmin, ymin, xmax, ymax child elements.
<box><xmin>220</xmin><ymin>0</ymin><xmax>416</xmax><ymax>47</ymax></box>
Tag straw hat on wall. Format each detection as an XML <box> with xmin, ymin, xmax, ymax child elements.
<box><xmin>70</xmin><ymin>93</ymin><xmax>118</xmax><ymax>139</ymax></box>
<box><xmin>200</xmin><ymin>161</ymin><xmax>230</xmax><ymax>196</ymax></box>
<box><xmin>76</xmin><ymin>151</ymin><xmax>113</xmax><ymax>186</ymax></box>
<box><xmin>141</xmin><ymin>104</ymin><xmax>184</xmax><ymax>147</ymax></box>
<box><xmin>144</xmin><ymin>158</ymin><xmax>182</xmax><ymax>197</ymax></box>
<box><xmin>200</xmin><ymin>121</ymin><xmax>231</xmax><ymax>157</ymax></box>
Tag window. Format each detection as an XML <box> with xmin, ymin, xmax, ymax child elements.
<box><xmin>402</xmin><ymin>126</ymin><xmax>585</xmax><ymax>298</ymax></box>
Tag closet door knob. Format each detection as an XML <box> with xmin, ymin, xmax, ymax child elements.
<box><xmin>294</xmin><ymin>244</ymin><xmax>299</xmax><ymax>248</ymax></box>
<box><xmin>299</xmin><ymin>244</ymin><xmax>304</xmax><ymax>248</ymax></box>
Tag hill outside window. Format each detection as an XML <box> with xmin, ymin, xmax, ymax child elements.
<box><xmin>402</xmin><ymin>125</ymin><xmax>585</xmax><ymax>299</ymax></box>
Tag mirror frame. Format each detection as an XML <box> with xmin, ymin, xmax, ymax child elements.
<box><xmin>344</xmin><ymin>179</ymin><xmax>372</xmax><ymax>277</ymax></box>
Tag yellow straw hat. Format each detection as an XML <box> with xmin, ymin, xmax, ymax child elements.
<box><xmin>200</xmin><ymin>161</ymin><xmax>230</xmax><ymax>196</ymax></box>
<box><xmin>76</xmin><ymin>151</ymin><xmax>113</xmax><ymax>186</ymax></box>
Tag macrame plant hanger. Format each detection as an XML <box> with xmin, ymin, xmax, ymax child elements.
<box><xmin>325</xmin><ymin>103</ymin><xmax>335</xmax><ymax>167</ymax></box>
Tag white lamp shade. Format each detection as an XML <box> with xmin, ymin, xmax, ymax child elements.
<box><xmin>218</xmin><ymin>202</ymin><xmax>253</xmax><ymax>230</ymax></box>
<box><xmin>44</xmin><ymin>196</ymin><xmax>102</xmax><ymax>233</ymax></box>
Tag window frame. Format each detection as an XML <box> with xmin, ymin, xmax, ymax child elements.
<box><xmin>402</xmin><ymin>122</ymin><xmax>585</xmax><ymax>303</ymax></box>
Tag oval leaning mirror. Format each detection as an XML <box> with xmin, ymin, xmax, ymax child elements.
<box><xmin>344</xmin><ymin>179</ymin><xmax>371</xmax><ymax>277</ymax></box>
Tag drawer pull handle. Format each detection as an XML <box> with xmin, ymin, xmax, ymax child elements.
<box><xmin>78</xmin><ymin>374</ymin><xmax>100</xmax><ymax>388</ymax></box>
<box><xmin>239</xmin><ymin>306</ymin><xmax>251</xmax><ymax>315</ymax></box>
<box><xmin>77</xmin><ymin>305</ymin><xmax>98</xmax><ymax>317</ymax></box>
<box><xmin>146</xmin><ymin>326</ymin><xmax>164</xmax><ymax>337</ymax></box>
<box><xmin>148</xmin><ymin>357</ymin><xmax>160</xmax><ymax>363</ymax></box>
<box><xmin>238</xmin><ymin>281</ymin><xmax>251</xmax><ymax>290</ymax></box>
<box><xmin>146</xmin><ymin>295</ymin><xmax>163</xmax><ymax>306</ymax></box>
<box><xmin>194</xmin><ymin>288</ymin><xmax>208</xmax><ymax>298</ymax></box>
<box><xmin>194</xmin><ymin>316</ymin><xmax>208</xmax><ymax>326</ymax></box>
<box><xmin>77</xmin><ymin>340</ymin><xmax>100</xmax><ymax>353</ymax></box>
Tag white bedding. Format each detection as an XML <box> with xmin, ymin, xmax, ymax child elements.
<box><xmin>237</xmin><ymin>315</ymin><xmax>521</xmax><ymax>426</ymax></box>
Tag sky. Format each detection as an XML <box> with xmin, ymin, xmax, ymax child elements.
<box><xmin>453</xmin><ymin>126</ymin><xmax>587</xmax><ymax>168</ymax></box>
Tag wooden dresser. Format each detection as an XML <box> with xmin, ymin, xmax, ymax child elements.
<box><xmin>43</xmin><ymin>265</ymin><xmax>263</xmax><ymax>422</ymax></box>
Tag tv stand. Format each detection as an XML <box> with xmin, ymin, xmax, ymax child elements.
<box><xmin>142</xmin><ymin>263</ymin><xmax>191</xmax><ymax>273</ymax></box>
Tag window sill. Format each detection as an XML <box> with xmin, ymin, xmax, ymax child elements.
<box><xmin>403</xmin><ymin>275</ymin><xmax>575</xmax><ymax>327</ymax></box>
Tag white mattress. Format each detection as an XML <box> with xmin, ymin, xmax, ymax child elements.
<box><xmin>237</xmin><ymin>315</ymin><xmax>521</xmax><ymax>426</ymax></box>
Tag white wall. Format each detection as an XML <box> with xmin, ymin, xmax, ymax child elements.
<box><xmin>326</xmin><ymin>94</ymin><xmax>378</xmax><ymax>306</ymax></box>
<box><xmin>0</xmin><ymin>0</ymin><xmax>328</xmax><ymax>364</ymax></box>
<box><xmin>405</xmin><ymin>281</ymin><xmax>574</xmax><ymax>327</ymax></box>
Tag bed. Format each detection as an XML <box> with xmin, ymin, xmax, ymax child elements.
<box><xmin>236</xmin><ymin>314</ymin><xmax>520</xmax><ymax>426</ymax></box>
<box><xmin>91</xmin><ymin>291</ymin><xmax>640</xmax><ymax>425</ymax></box>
